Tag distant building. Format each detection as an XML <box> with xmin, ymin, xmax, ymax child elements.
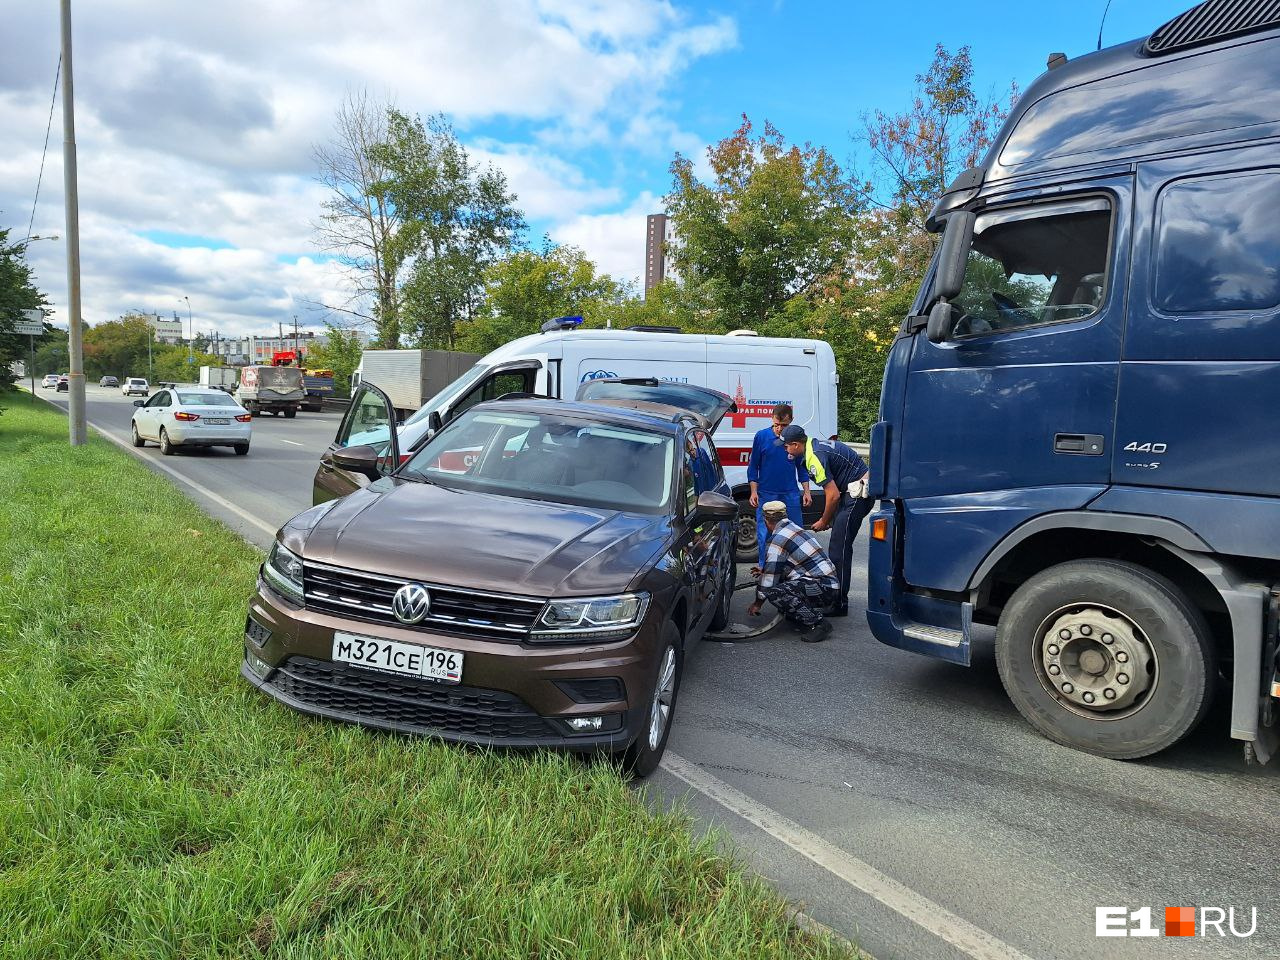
<box><xmin>644</xmin><ymin>213</ymin><xmax>676</xmax><ymax>296</ymax></box>
<box><xmin>125</xmin><ymin>312</ymin><xmax>184</xmax><ymax>344</ymax></box>
<box><xmin>213</xmin><ymin>329</ymin><xmax>371</xmax><ymax>366</ymax></box>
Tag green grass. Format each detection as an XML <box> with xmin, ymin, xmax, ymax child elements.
<box><xmin>0</xmin><ymin>401</ymin><xmax>854</xmax><ymax>959</ymax></box>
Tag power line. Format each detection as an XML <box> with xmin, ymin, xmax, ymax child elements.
<box><xmin>27</xmin><ymin>52</ymin><xmax>62</xmax><ymax>242</ymax></box>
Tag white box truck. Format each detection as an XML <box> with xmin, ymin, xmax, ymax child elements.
<box><xmin>198</xmin><ymin>366</ymin><xmax>238</xmax><ymax>393</ymax></box>
<box><xmin>354</xmin><ymin>349</ymin><xmax>483</xmax><ymax>418</ymax></box>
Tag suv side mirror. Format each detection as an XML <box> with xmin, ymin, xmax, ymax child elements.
<box><xmin>428</xmin><ymin>410</ymin><xmax>443</xmax><ymax>432</ymax></box>
<box><xmin>693</xmin><ymin>491</ymin><xmax>738</xmax><ymax>521</ymax></box>
<box><xmin>934</xmin><ymin>210</ymin><xmax>975</xmax><ymax>303</ymax></box>
<box><xmin>329</xmin><ymin>444</ymin><xmax>383</xmax><ymax>481</ymax></box>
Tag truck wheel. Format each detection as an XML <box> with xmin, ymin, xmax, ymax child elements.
<box><xmin>615</xmin><ymin>622</ymin><xmax>683</xmax><ymax>778</ymax></box>
<box><xmin>284</xmin><ymin>408</ymin><xmax>297</xmax><ymax>419</ymax></box>
<box><xmin>995</xmin><ymin>559</ymin><xmax>1214</xmax><ymax>760</ymax></box>
<box><xmin>734</xmin><ymin>498</ymin><xmax>758</xmax><ymax>563</ymax></box>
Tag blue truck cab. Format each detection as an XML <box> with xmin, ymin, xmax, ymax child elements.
<box><xmin>868</xmin><ymin>0</ymin><xmax>1280</xmax><ymax>763</ymax></box>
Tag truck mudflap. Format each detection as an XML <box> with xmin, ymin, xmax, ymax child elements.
<box><xmin>865</xmin><ymin>505</ymin><xmax>973</xmax><ymax>666</ymax></box>
<box><xmin>1255</xmin><ymin>591</ymin><xmax>1280</xmax><ymax>765</ymax></box>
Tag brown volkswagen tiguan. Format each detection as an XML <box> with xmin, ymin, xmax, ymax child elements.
<box><xmin>241</xmin><ymin>380</ymin><xmax>738</xmax><ymax>775</ymax></box>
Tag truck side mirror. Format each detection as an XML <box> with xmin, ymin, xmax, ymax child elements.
<box><xmin>933</xmin><ymin>211</ymin><xmax>975</xmax><ymax>302</ymax></box>
<box><xmin>926</xmin><ymin>301</ymin><xmax>954</xmax><ymax>344</ymax></box>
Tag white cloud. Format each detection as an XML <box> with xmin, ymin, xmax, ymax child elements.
<box><xmin>549</xmin><ymin>191</ymin><xmax>663</xmax><ymax>286</ymax></box>
<box><xmin>0</xmin><ymin>1</ymin><xmax>733</xmax><ymax>338</ymax></box>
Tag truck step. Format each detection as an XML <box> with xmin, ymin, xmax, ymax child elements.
<box><xmin>902</xmin><ymin>623</ymin><xmax>965</xmax><ymax>648</ymax></box>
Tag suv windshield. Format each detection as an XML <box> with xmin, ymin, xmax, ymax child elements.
<box><xmin>402</xmin><ymin>408</ymin><xmax>675</xmax><ymax>513</ymax></box>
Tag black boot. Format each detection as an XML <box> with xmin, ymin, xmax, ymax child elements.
<box><xmin>797</xmin><ymin>619</ymin><xmax>833</xmax><ymax>643</ymax></box>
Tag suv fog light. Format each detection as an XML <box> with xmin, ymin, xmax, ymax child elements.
<box><xmin>567</xmin><ymin>716</ymin><xmax>604</xmax><ymax>732</ymax></box>
<box><xmin>245</xmin><ymin>647</ymin><xmax>274</xmax><ymax>680</ymax></box>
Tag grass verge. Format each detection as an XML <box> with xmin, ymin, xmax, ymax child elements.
<box><xmin>0</xmin><ymin>401</ymin><xmax>855</xmax><ymax>959</ymax></box>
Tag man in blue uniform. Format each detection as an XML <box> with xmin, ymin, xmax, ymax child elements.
<box><xmin>781</xmin><ymin>424</ymin><xmax>871</xmax><ymax>618</ymax></box>
<box><xmin>746</xmin><ymin>404</ymin><xmax>811</xmax><ymax>567</ymax></box>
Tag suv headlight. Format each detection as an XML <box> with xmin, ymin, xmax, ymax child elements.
<box><xmin>262</xmin><ymin>541</ymin><xmax>304</xmax><ymax>604</ymax></box>
<box><xmin>531</xmin><ymin>593</ymin><xmax>650</xmax><ymax>642</ymax></box>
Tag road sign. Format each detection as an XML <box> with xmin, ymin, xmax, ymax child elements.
<box><xmin>13</xmin><ymin>309</ymin><xmax>44</xmax><ymax>336</ymax></box>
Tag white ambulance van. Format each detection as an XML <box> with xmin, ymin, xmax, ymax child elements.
<box><xmin>317</xmin><ymin>322</ymin><xmax>838</xmax><ymax>557</ymax></box>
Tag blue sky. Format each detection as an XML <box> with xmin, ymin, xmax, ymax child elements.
<box><xmin>1</xmin><ymin>0</ymin><xmax>1192</xmax><ymax>337</ymax></box>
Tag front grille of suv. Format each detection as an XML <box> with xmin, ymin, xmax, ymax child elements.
<box><xmin>272</xmin><ymin>657</ymin><xmax>555</xmax><ymax>740</ymax></box>
<box><xmin>302</xmin><ymin>560</ymin><xmax>545</xmax><ymax>641</ymax></box>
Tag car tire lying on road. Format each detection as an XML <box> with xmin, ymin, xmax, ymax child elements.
<box><xmin>995</xmin><ymin>558</ymin><xmax>1215</xmax><ymax>760</ymax></box>
<box><xmin>131</xmin><ymin>423</ymin><xmax>146</xmax><ymax>448</ymax></box>
<box><xmin>159</xmin><ymin>428</ymin><xmax>178</xmax><ymax>456</ymax></box>
<box><xmin>234</xmin><ymin>443</ymin><xmax>250</xmax><ymax>456</ymax></box>
<box><xmin>615</xmin><ymin>621</ymin><xmax>683</xmax><ymax>778</ymax></box>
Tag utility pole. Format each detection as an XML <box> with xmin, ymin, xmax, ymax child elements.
<box><xmin>293</xmin><ymin>314</ymin><xmax>300</xmax><ymax>366</ymax></box>
<box><xmin>61</xmin><ymin>0</ymin><xmax>86</xmax><ymax>446</ymax></box>
<box><xmin>182</xmin><ymin>296</ymin><xmax>193</xmax><ymax>363</ymax></box>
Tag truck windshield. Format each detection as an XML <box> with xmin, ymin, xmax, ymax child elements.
<box><xmin>403</xmin><ymin>364</ymin><xmax>490</xmax><ymax>427</ymax></box>
<box><xmin>402</xmin><ymin>408</ymin><xmax>674</xmax><ymax>513</ymax></box>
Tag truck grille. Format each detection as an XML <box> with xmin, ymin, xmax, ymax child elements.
<box><xmin>272</xmin><ymin>657</ymin><xmax>555</xmax><ymax>740</ymax></box>
<box><xmin>302</xmin><ymin>560</ymin><xmax>545</xmax><ymax>641</ymax></box>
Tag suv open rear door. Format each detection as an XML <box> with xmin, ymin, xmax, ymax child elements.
<box><xmin>575</xmin><ymin>377</ymin><xmax>737</xmax><ymax>429</ymax></box>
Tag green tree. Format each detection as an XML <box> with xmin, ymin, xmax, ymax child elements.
<box><xmin>314</xmin><ymin>90</ymin><xmax>405</xmax><ymax>346</ymax></box>
<box><xmin>456</xmin><ymin>242</ymin><xmax>625</xmax><ymax>353</ymax></box>
<box><xmin>666</xmin><ymin>117</ymin><xmax>862</xmax><ymax>329</ymax></box>
<box><xmin>376</xmin><ymin>111</ymin><xmax>526</xmax><ymax>349</ymax></box>
<box><xmin>859</xmin><ymin>44</ymin><xmax>1015</xmax><ymax>279</ymax></box>
<box><xmin>305</xmin><ymin>323</ymin><xmax>365</xmax><ymax>396</ymax></box>
<box><xmin>152</xmin><ymin>344</ymin><xmax>220</xmax><ymax>383</ymax></box>
<box><xmin>82</xmin><ymin>315</ymin><xmax>154</xmax><ymax>379</ymax></box>
<box><xmin>0</xmin><ymin>228</ymin><xmax>51</xmax><ymax>395</ymax></box>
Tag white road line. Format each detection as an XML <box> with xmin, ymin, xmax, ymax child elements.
<box><xmin>278</xmin><ymin>439</ymin><xmax>304</xmax><ymax>446</ymax></box>
<box><xmin>660</xmin><ymin>752</ymin><xmax>1035</xmax><ymax>960</ymax></box>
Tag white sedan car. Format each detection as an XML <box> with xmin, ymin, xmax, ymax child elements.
<box><xmin>131</xmin><ymin>386</ymin><xmax>253</xmax><ymax>456</ymax></box>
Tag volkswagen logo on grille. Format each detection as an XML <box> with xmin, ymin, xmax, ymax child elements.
<box><xmin>391</xmin><ymin>583</ymin><xmax>432</xmax><ymax>624</ymax></box>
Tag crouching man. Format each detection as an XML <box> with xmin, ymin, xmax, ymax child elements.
<box><xmin>747</xmin><ymin>500</ymin><xmax>839</xmax><ymax>643</ymax></box>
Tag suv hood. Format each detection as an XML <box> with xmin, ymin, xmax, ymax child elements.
<box><xmin>297</xmin><ymin>479</ymin><xmax>671</xmax><ymax>597</ymax></box>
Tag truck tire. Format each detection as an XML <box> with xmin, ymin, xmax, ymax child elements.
<box><xmin>995</xmin><ymin>559</ymin><xmax>1214</xmax><ymax>760</ymax></box>
<box><xmin>284</xmin><ymin>408</ymin><xmax>297</xmax><ymax>419</ymax></box>
<box><xmin>734</xmin><ymin>497</ymin><xmax>758</xmax><ymax>563</ymax></box>
<box><xmin>615</xmin><ymin>621</ymin><xmax>683</xmax><ymax>778</ymax></box>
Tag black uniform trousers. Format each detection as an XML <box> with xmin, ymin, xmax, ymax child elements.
<box><xmin>828</xmin><ymin>493</ymin><xmax>874</xmax><ymax>615</ymax></box>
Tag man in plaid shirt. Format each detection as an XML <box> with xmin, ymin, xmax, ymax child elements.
<box><xmin>747</xmin><ymin>500</ymin><xmax>839</xmax><ymax>642</ymax></box>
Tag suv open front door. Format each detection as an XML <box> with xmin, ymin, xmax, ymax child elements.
<box><xmin>313</xmin><ymin>383</ymin><xmax>402</xmax><ymax>503</ymax></box>
<box><xmin>575</xmin><ymin>378</ymin><xmax>737</xmax><ymax>430</ymax></box>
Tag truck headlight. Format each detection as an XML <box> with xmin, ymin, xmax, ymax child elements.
<box><xmin>262</xmin><ymin>541</ymin><xmax>304</xmax><ymax>604</ymax></box>
<box><xmin>531</xmin><ymin>593</ymin><xmax>650</xmax><ymax>642</ymax></box>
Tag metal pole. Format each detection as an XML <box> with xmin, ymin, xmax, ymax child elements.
<box><xmin>183</xmin><ymin>296</ymin><xmax>193</xmax><ymax>362</ymax></box>
<box><xmin>60</xmin><ymin>0</ymin><xmax>86</xmax><ymax>445</ymax></box>
<box><xmin>29</xmin><ymin>334</ymin><xmax>36</xmax><ymax>403</ymax></box>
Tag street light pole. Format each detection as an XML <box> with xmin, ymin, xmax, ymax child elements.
<box><xmin>61</xmin><ymin>0</ymin><xmax>87</xmax><ymax>446</ymax></box>
<box><xmin>131</xmin><ymin>308</ymin><xmax>154</xmax><ymax>382</ymax></box>
<box><xmin>182</xmin><ymin>295</ymin><xmax>193</xmax><ymax>362</ymax></box>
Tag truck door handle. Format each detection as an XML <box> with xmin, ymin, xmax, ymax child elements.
<box><xmin>1054</xmin><ymin>433</ymin><xmax>1104</xmax><ymax>456</ymax></box>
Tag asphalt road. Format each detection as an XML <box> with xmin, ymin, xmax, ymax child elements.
<box><xmin>41</xmin><ymin>385</ymin><xmax>1280</xmax><ymax>959</ymax></box>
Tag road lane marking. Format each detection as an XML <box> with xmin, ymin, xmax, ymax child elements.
<box><xmin>278</xmin><ymin>439</ymin><xmax>304</xmax><ymax>446</ymax></box>
<box><xmin>661</xmin><ymin>752</ymin><xmax>1035</xmax><ymax>960</ymax></box>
